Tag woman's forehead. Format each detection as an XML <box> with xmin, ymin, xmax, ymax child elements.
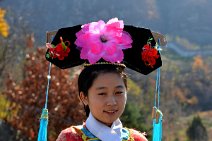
<box><xmin>91</xmin><ymin>73</ymin><xmax>125</xmax><ymax>88</ymax></box>
<box><xmin>95</xmin><ymin>72</ymin><xmax>122</xmax><ymax>80</ymax></box>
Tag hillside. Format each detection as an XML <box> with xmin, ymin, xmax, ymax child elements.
<box><xmin>1</xmin><ymin>0</ymin><xmax>212</xmax><ymax>111</ymax></box>
<box><xmin>0</xmin><ymin>1</ymin><xmax>212</xmax><ymax>140</ymax></box>
<box><xmin>1</xmin><ymin>0</ymin><xmax>212</xmax><ymax>46</ymax></box>
<box><xmin>174</xmin><ymin>111</ymin><xmax>212</xmax><ymax>141</ymax></box>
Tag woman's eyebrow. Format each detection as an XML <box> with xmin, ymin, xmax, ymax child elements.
<box><xmin>95</xmin><ymin>85</ymin><xmax>124</xmax><ymax>90</ymax></box>
<box><xmin>115</xmin><ymin>85</ymin><xmax>125</xmax><ymax>89</ymax></box>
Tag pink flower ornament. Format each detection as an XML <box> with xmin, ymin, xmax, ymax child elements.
<box><xmin>75</xmin><ymin>18</ymin><xmax>133</xmax><ymax>64</ymax></box>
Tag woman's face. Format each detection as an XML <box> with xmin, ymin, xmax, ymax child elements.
<box><xmin>81</xmin><ymin>72</ymin><xmax>127</xmax><ymax>126</ymax></box>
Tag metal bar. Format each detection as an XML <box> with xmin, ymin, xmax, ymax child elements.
<box><xmin>46</xmin><ymin>30</ymin><xmax>57</xmax><ymax>43</ymax></box>
<box><xmin>152</xmin><ymin>31</ymin><xmax>167</xmax><ymax>47</ymax></box>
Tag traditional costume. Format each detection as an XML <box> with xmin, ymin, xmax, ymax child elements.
<box><xmin>38</xmin><ymin>18</ymin><xmax>165</xmax><ymax>141</ymax></box>
<box><xmin>56</xmin><ymin>113</ymin><xmax>147</xmax><ymax>141</ymax></box>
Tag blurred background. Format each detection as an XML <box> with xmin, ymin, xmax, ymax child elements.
<box><xmin>0</xmin><ymin>0</ymin><xmax>211</xmax><ymax>140</ymax></box>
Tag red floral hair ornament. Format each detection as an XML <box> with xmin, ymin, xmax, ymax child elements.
<box><xmin>141</xmin><ymin>38</ymin><xmax>160</xmax><ymax>68</ymax></box>
<box><xmin>46</xmin><ymin>37</ymin><xmax>70</xmax><ymax>60</ymax></box>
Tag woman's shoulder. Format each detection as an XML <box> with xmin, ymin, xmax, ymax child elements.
<box><xmin>56</xmin><ymin>125</ymin><xmax>84</xmax><ymax>141</ymax></box>
<box><xmin>128</xmin><ymin>128</ymin><xmax>148</xmax><ymax>141</ymax></box>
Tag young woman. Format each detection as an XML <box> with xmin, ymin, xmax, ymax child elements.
<box><xmin>45</xmin><ymin>18</ymin><xmax>163</xmax><ymax>141</ymax></box>
<box><xmin>56</xmin><ymin>64</ymin><xmax>148</xmax><ymax>141</ymax></box>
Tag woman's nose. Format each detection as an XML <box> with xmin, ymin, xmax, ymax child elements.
<box><xmin>106</xmin><ymin>96</ymin><xmax>117</xmax><ymax>106</ymax></box>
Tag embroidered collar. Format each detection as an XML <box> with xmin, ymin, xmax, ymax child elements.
<box><xmin>85</xmin><ymin>113</ymin><xmax>123</xmax><ymax>141</ymax></box>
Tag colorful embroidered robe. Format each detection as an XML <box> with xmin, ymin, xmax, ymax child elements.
<box><xmin>56</xmin><ymin>125</ymin><xmax>148</xmax><ymax>141</ymax></box>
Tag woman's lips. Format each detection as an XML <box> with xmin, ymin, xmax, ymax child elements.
<box><xmin>103</xmin><ymin>110</ymin><xmax>118</xmax><ymax>114</ymax></box>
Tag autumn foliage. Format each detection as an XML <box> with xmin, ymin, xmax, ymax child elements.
<box><xmin>0</xmin><ymin>8</ymin><xmax>9</xmax><ymax>38</ymax></box>
<box><xmin>3</xmin><ymin>47</ymin><xmax>85</xmax><ymax>140</ymax></box>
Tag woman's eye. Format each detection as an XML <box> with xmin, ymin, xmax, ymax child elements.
<box><xmin>98</xmin><ymin>93</ymin><xmax>106</xmax><ymax>95</ymax></box>
<box><xmin>116</xmin><ymin>91</ymin><xmax>124</xmax><ymax>95</ymax></box>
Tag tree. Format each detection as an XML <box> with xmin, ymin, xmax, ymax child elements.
<box><xmin>0</xmin><ymin>7</ymin><xmax>31</xmax><ymax>90</ymax></box>
<box><xmin>0</xmin><ymin>8</ymin><xmax>10</xmax><ymax>83</ymax></box>
<box><xmin>3</xmin><ymin>47</ymin><xmax>85</xmax><ymax>141</ymax></box>
<box><xmin>0</xmin><ymin>8</ymin><xmax>9</xmax><ymax>38</ymax></box>
<box><xmin>186</xmin><ymin>116</ymin><xmax>208</xmax><ymax>141</ymax></box>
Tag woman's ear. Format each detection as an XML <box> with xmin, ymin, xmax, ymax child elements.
<box><xmin>79</xmin><ymin>92</ymin><xmax>88</xmax><ymax>105</ymax></box>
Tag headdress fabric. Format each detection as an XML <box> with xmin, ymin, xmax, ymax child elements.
<box><xmin>45</xmin><ymin>18</ymin><xmax>162</xmax><ymax>74</ymax></box>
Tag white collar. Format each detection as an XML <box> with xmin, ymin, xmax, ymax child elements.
<box><xmin>86</xmin><ymin>113</ymin><xmax>123</xmax><ymax>141</ymax></box>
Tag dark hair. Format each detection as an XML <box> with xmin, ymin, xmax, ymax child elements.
<box><xmin>78</xmin><ymin>64</ymin><xmax>127</xmax><ymax>117</ymax></box>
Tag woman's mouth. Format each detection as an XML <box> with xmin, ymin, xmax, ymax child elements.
<box><xmin>103</xmin><ymin>110</ymin><xmax>118</xmax><ymax>114</ymax></box>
